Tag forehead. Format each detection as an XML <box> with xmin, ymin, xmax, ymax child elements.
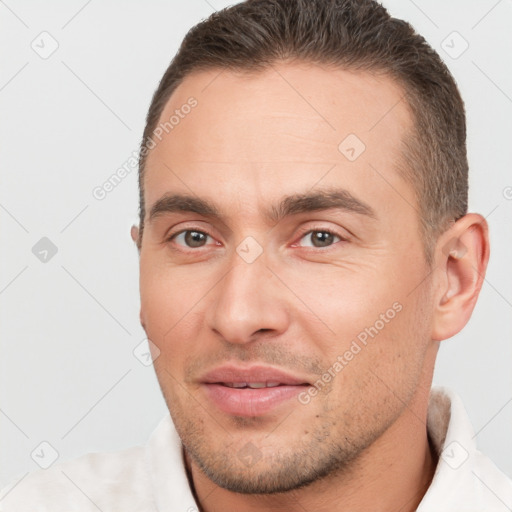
<box><xmin>144</xmin><ymin>62</ymin><xmax>416</xmax><ymax>224</ymax></box>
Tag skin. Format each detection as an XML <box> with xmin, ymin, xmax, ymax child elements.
<box><xmin>131</xmin><ymin>61</ymin><xmax>489</xmax><ymax>512</ymax></box>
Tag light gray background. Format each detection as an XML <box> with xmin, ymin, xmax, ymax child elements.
<box><xmin>1</xmin><ymin>0</ymin><xmax>511</xmax><ymax>489</ymax></box>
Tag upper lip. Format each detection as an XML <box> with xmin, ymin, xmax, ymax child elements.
<box><xmin>200</xmin><ymin>365</ymin><xmax>310</xmax><ymax>386</ymax></box>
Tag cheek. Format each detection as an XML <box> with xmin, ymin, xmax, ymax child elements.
<box><xmin>288</xmin><ymin>258</ymin><xmax>429</xmax><ymax>387</ymax></box>
<box><xmin>139</xmin><ymin>275</ymin><xmax>172</xmax><ymax>338</ymax></box>
<box><xmin>139</xmin><ymin>258</ymin><xmax>215</xmax><ymax>379</ymax></box>
<box><xmin>286</xmin><ymin>265</ymin><xmax>400</xmax><ymax>341</ymax></box>
<box><xmin>139</xmin><ymin>257</ymin><xmax>205</xmax><ymax>334</ymax></box>
<box><xmin>318</xmin><ymin>302</ymin><xmax>427</xmax><ymax>428</ymax></box>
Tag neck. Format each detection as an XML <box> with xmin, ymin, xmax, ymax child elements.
<box><xmin>185</xmin><ymin>383</ymin><xmax>438</xmax><ymax>512</ymax></box>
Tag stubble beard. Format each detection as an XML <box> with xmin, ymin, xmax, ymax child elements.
<box><xmin>167</xmin><ymin>392</ymin><xmax>397</xmax><ymax>495</ymax></box>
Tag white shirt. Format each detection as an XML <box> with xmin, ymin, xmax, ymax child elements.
<box><xmin>1</xmin><ymin>386</ymin><xmax>511</xmax><ymax>511</ymax></box>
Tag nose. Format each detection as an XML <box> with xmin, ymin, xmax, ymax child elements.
<box><xmin>206</xmin><ymin>251</ymin><xmax>290</xmax><ymax>345</ymax></box>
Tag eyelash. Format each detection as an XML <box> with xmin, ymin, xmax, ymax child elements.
<box><xmin>166</xmin><ymin>226</ymin><xmax>346</xmax><ymax>252</ymax></box>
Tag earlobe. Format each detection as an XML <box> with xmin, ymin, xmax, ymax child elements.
<box><xmin>431</xmin><ymin>214</ymin><xmax>490</xmax><ymax>341</ymax></box>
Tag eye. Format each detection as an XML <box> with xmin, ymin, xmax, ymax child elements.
<box><xmin>297</xmin><ymin>229</ymin><xmax>343</xmax><ymax>248</ymax></box>
<box><xmin>169</xmin><ymin>230</ymin><xmax>215</xmax><ymax>249</ymax></box>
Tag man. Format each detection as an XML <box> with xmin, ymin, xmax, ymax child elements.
<box><xmin>1</xmin><ymin>0</ymin><xmax>511</xmax><ymax>510</ymax></box>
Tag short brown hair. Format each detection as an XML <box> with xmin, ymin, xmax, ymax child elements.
<box><xmin>137</xmin><ymin>0</ymin><xmax>468</xmax><ymax>263</ymax></box>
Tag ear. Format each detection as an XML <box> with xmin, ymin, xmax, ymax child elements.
<box><xmin>131</xmin><ymin>225</ymin><xmax>140</xmax><ymax>248</ymax></box>
<box><xmin>431</xmin><ymin>213</ymin><xmax>490</xmax><ymax>341</ymax></box>
<box><xmin>130</xmin><ymin>224</ymin><xmax>145</xmax><ymax>328</ymax></box>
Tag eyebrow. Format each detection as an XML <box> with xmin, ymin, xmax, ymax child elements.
<box><xmin>148</xmin><ymin>188</ymin><xmax>377</xmax><ymax>224</ymax></box>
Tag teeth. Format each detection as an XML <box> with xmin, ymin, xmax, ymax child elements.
<box><xmin>222</xmin><ymin>382</ymin><xmax>283</xmax><ymax>388</ymax></box>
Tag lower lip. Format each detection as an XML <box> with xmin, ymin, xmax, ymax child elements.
<box><xmin>202</xmin><ymin>383</ymin><xmax>307</xmax><ymax>417</ymax></box>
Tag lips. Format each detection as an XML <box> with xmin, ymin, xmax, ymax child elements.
<box><xmin>199</xmin><ymin>365</ymin><xmax>311</xmax><ymax>417</ymax></box>
<box><xmin>201</xmin><ymin>365</ymin><xmax>310</xmax><ymax>386</ymax></box>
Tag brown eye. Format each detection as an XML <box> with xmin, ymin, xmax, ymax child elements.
<box><xmin>172</xmin><ymin>230</ymin><xmax>211</xmax><ymax>248</ymax></box>
<box><xmin>299</xmin><ymin>230</ymin><xmax>341</xmax><ymax>248</ymax></box>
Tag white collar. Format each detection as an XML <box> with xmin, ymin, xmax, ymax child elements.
<box><xmin>419</xmin><ymin>386</ymin><xmax>512</xmax><ymax>510</ymax></box>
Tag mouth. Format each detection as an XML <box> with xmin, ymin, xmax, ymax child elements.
<box><xmin>218</xmin><ymin>382</ymin><xmax>290</xmax><ymax>388</ymax></box>
<box><xmin>199</xmin><ymin>365</ymin><xmax>311</xmax><ymax>417</ymax></box>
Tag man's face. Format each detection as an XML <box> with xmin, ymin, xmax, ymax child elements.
<box><xmin>138</xmin><ymin>63</ymin><xmax>437</xmax><ymax>493</ymax></box>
